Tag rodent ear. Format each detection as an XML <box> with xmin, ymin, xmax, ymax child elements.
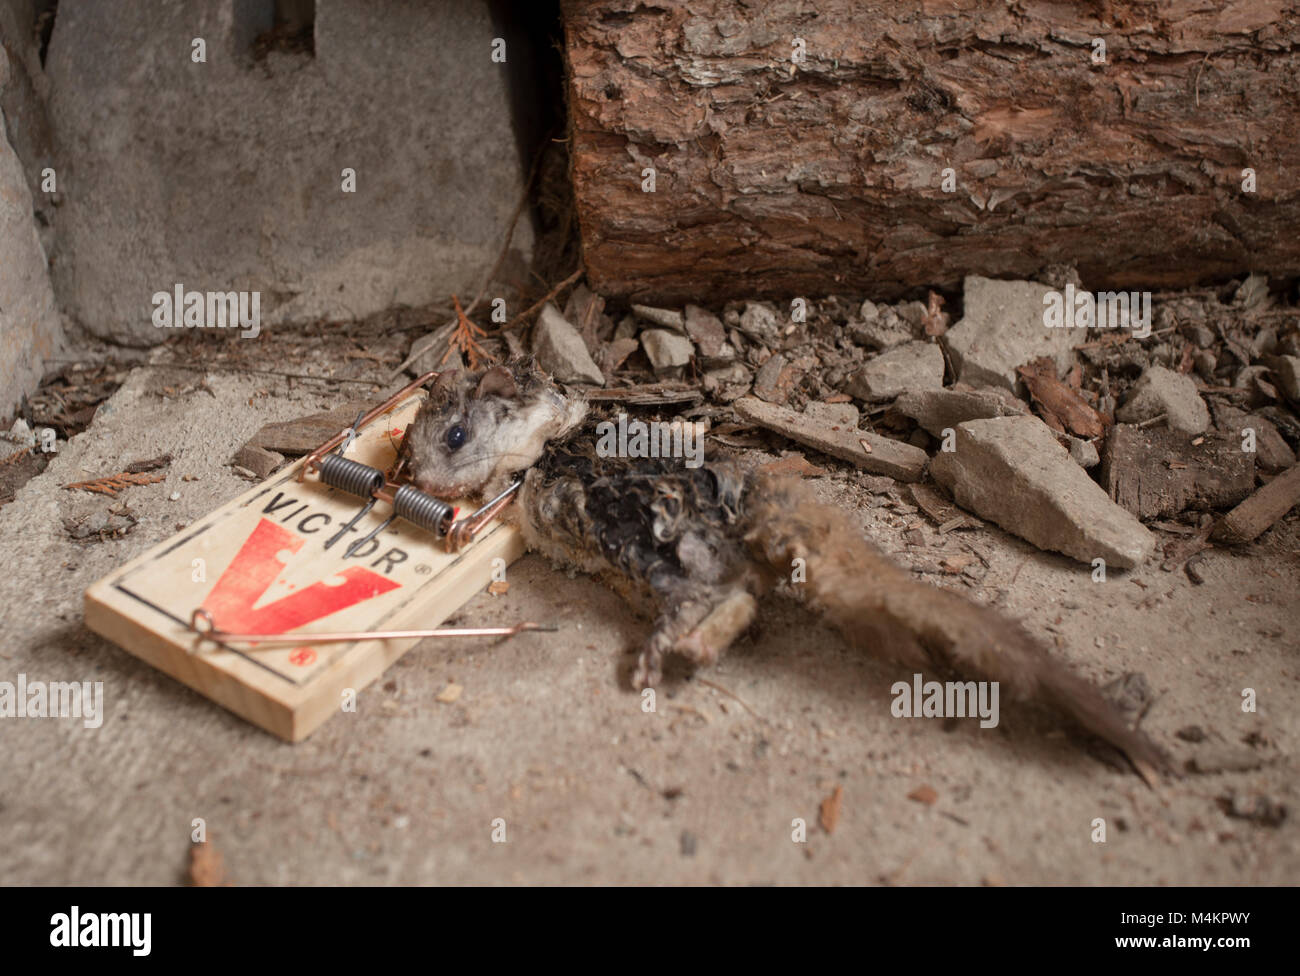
<box><xmin>474</xmin><ymin>365</ymin><xmax>517</xmax><ymax>400</ymax></box>
<box><xmin>431</xmin><ymin>369</ymin><xmax>460</xmax><ymax>395</ymax></box>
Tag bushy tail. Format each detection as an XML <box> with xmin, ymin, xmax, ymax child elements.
<box><xmin>743</xmin><ymin>474</ymin><xmax>1170</xmax><ymax>782</ymax></box>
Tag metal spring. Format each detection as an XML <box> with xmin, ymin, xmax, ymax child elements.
<box><xmin>317</xmin><ymin>454</ymin><xmax>385</xmax><ymax>498</ymax></box>
<box><xmin>393</xmin><ymin>483</ymin><xmax>454</xmax><ymax>536</ymax></box>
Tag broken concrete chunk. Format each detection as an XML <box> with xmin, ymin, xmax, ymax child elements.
<box><xmin>844</xmin><ymin>341</ymin><xmax>944</xmax><ymax>401</ymax></box>
<box><xmin>631</xmin><ymin>304</ymin><xmax>686</xmax><ymax>333</ymax></box>
<box><xmin>1100</xmin><ymin>425</ymin><xmax>1255</xmax><ymax>520</ymax></box>
<box><xmin>640</xmin><ymin>329</ymin><xmax>694</xmax><ymax>373</ymax></box>
<box><xmin>531</xmin><ymin>302</ymin><xmax>604</xmax><ymax>386</ymax></box>
<box><xmin>736</xmin><ymin>302</ymin><xmax>781</xmax><ymax>345</ymax></box>
<box><xmin>930</xmin><ymin>416</ymin><xmax>1155</xmax><ymax>568</ymax></box>
<box><xmin>892</xmin><ymin>387</ymin><xmax>1030</xmax><ymax>436</ymax></box>
<box><xmin>734</xmin><ymin>396</ymin><xmax>927</xmax><ymax>482</ymax></box>
<box><xmin>942</xmin><ymin>276</ymin><xmax>1083</xmax><ymax>391</ymax></box>
<box><xmin>1115</xmin><ymin>366</ymin><xmax>1210</xmax><ymax>434</ymax></box>
<box><xmin>684</xmin><ymin>305</ymin><xmax>733</xmax><ymax>364</ymax></box>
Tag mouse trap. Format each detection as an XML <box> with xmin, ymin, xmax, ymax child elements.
<box><xmin>84</xmin><ymin>372</ymin><xmax>530</xmax><ymax>741</ymax></box>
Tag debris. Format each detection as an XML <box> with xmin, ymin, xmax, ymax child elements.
<box><xmin>820</xmin><ymin>785</ymin><xmax>843</xmax><ymax>833</ymax></box>
<box><xmin>758</xmin><ymin>453</ymin><xmax>827</xmax><ymax>478</ymax></box>
<box><xmin>247</xmin><ymin>400</ymin><xmax>375</xmax><ymax>456</ymax></box>
<box><xmin>123</xmin><ymin>454</ymin><xmax>172</xmax><ymax>474</ymax></box>
<box><xmin>679</xmin><ymin>829</ymin><xmax>698</xmax><ymax>856</ymax></box>
<box><xmin>844</xmin><ymin>341</ymin><xmax>944</xmax><ymax>401</ymax></box>
<box><xmin>908</xmin><ymin>483</ymin><xmax>981</xmax><ymax>531</ymax></box>
<box><xmin>631</xmin><ymin>304</ymin><xmax>685</xmax><ymax>333</ymax></box>
<box><xmin>848</xmin><ymin>300</ymin><xmax>914</xmax><ymax>350</ymax></box>
<box><xmin>802</xmin><ymin>400</ymin><xmax>859</xmax><ymax>429</ymax></box>
<box><xmin>640</xmin><ymin>329</ymin><xmax>695</xmax><ymax>373</ymax></box>
<box><xmin>736</xmin><ymin>302</ymin><xmax>781</xmax><ymax>345</ymax></box>
<box><xmin>942</xmin><ymin>276</ymin><xmax>1083</xmax><ymax>391</ymax></box>
<box><xmin>1115</xmin><ymin>366</ymin><xmax>1210</xmax><ymax>434</ymax></box>
<box><xmin>1211</xmin><ymin>462</ymin><xmax>1300</xmax><ymax>544</ymax></box>
<box><xmin>232</xmin><ymin>444</ymin><xmax>285</xmax><ymax>480</ymax></box>
<box><xmin>683</xmin><ymin>305</ymin><xmax>733</xmax><ymax>364</ymax></box>
<box><xmin>1068</xmin><ymin>437</ymin><xmax>1100</xmax><ymax>469</ymax></box>
<box><xmin>487</xmin><ymin>580</ymin><xmax>510</xmax><ymax>596</ymax></box>
<box><xmin>584</xmin><ymin>384</ymin><xmax>703</xmax><ymax>408</ymax></box>
<box><xmin>600</xmin><ymin>336</ymin><xmax>640</xmax><ymax>373</ymax></box>
<box><xmin>64</xmin><ymin>472</ymin><xmax>167</xmax><ymax>497</ymax></box>
<box><xmin>753</xmin><ymin>353</ymin><xmax>793</xmax><ymax>403</ymax></box>
<box><xmin>64</xmin><ymin>508</ymin><xmax>138</xmax><ymax>541</ymax></box>
<box><xmin>734</xmin><ymin>396</ymin><xmax>927</xmax><ymax>482</ymax></box>
<box><xmin>1217</xmin><ymin>792</ymin><xmax>1287</xmax><ymax>827</ymax></box>
<box><xmin>1263</xmin><ymin>354</ymin><xmax>1300</xmax><ymax>401</ymax></box>
<box><xmin>435</xmin><ymin>683</ymin><xmax>463</xmax><ymax>704</ymax></box>
<box><xmin>1016</xmin><ymin>358</ymin><xmax>1107</xmax><ymax>439</ymax></box>
<box><xmin>907</xmin><ymin>784</ymin><xmax>938</xmax><ymax>806</ymax></box>
<box><xmin>1186</xmin><ymin>749</ymin><xmax>1274</xmax><ymax>775</ymax></box>
<box><xmin>1175</xmin><ymin>725</ymin><xmax>1206</xmax><ymax>743</ymax></box>
<box><xmin>1100</xmin><ymin>425</ymin><xmax>1255</xmax><ymax>520</ymax></box>
<box><xmin>930</xmin><ymin>416</ymin><xmax>1155</xmax><ymax>568</ymax></box>
<box><xmin>531</xmin><ymin>302</ymin><xmax>605</xmax><ymax>386</ymax></box>
<box><xmin>892</xmin><ymin>387</ymin><xmax>1030</xmax><ymax>436</ymax></box>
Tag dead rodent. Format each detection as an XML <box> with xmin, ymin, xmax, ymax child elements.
<box><xmin>402</xmin><ymin>357</ymin><xmax>1171</xmax><ymax>781</ymax></box>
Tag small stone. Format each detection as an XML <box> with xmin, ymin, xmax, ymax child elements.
<box><xmin>684</xmin><ymin>305</ymin><xmax>732</xmax><ymax>363</ymax></box>
<box><xmin>844</xmin><ymin>341</ymin><xmax>944</xmax><ymax>401</ymax></box>
<box><xmin>531</xmin><ymin>302</ymin><xmax>604</xmax><ymax>385</ymax></box>
<box><xmin>1115</xmin><ymin>366</ymin><xmax>1209</xmax><ymax>434</ymax></box>
<box><xmin>613</xmin><ymin>315</ymin><xmax>639</xmax><ymax>342</ymax></box>
<box><xmin>1068</xmin><ymin>437</ymin><xmax>1099</xmax><ymax>468</ymax></box>
<box><xmin>930</xmin><ymin>416</ymin><xmax>1155</xmax><ymax>568</ymax></box>
<box><xmin>736</xmin><ymin>302</ymin><xmax>781</xmax><ymax>345</ymax></box>
<box><xmin>640</xmin><ymin>329</ymin><xmax>694</xmax><ymax>372</ymax></box>
<box><xmin>893</xmin><ymin>387</ymin><xmax>1030</xmax><ymax>436</ymax></box>
<box><xmin>1264</xmin><ymin>355</ymin><xmax>1300</xmax><ymax>401</ymax></box>
<box><xmin>631</xmin><ymin>304</ymin><xmax>685</xmax><ymax>333</ymax></box>
<box><xmin>1193</xmin><ymin>349</ymin><xmax>1217</xmax><ymax>382</ymax></box>
<box><xmin>753</xmin><ymin>353</ymin><xmax>790</xmax><ymax>403</ymax></box>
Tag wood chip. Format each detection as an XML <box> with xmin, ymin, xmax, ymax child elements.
<box><xmin>1212</xmin><ymin>463</ymin><xmax>1300</xmax><ymax>544</ymax></box>
<box><xmin>907</xmin><ymin>784</ymin><xmax>939</xmax><ymax>805</ymax></box>
<box><xmin>487</xmin><ymin>580</ymin><xmax>510</xmax><ymax>595</ymax></box>
<box><xmin>758</xmin><ymin>452</ymin><xmax>827</xmax><ymax>478</ymax></box>
<box><xmin>819</xmin><ymin>785</ymin><xmax>843</xmax><ymax>833</ymax></box>
<box><xmin>735</xmin><ymin>396</ymin><xmax>927</xmax><ymax>482</ymax></box>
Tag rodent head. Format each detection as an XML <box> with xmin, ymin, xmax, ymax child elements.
<box><xmin>403</xmin><ymin>358</ymin><xmax>587</xmax><ymax>500</ymax></box>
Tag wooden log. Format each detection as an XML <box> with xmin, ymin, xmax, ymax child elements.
<box><xmin>561</xmin><ymin>1</ymin><xmax>1300</xmax><ymax>302</ymax></box>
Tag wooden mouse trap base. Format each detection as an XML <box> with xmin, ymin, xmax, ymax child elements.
<box><xmin>84</xmin><ymin>393</ymin><xmax>523</xmax><ymax>741</ymax></box>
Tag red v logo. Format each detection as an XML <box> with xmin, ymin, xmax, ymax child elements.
<box><xmin>203</xmin><ymin>518</ymin><xmax>400</xmax><ymax>634</ymax></box>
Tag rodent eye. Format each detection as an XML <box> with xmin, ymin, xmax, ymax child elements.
<box><xmin>444</xmin><ymin>424</ymin><xmax>468</xmax><ymax>451</ymax></box>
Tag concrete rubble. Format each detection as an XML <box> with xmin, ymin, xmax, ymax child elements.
<box><xmin>931</xmin><ymin>416</ymin><xmax>1156</xmax><ymax>569</ymax></box>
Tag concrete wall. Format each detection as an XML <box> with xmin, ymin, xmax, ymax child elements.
<box><xmin>0</xmin><ymin>0</ymin><xmax>65</xmax><ymax>417</ymax></box>
<box><xmin>42</xmin><ymin>0</ymin><xmax>533</xmax><ymax>345</ymax></box>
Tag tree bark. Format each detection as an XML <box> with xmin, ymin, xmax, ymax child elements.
<box><xmin>561</xmin><ymin>0</ymin><xmax>1300</xmax><ymax>303</ymax></box>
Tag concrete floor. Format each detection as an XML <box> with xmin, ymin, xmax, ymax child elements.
<box><xmin>2</xmin><ymin>358</ymin><xmax>1297</xmax><ymax>884</ymax></box>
